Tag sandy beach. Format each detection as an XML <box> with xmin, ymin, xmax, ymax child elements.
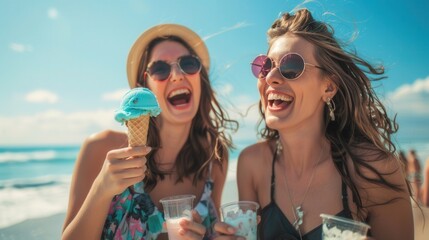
<box><xmin>413</xmin><ymin>203</ymin><xmax>429</xmax><ymax>240</ymax></box>
<box><xmin>0</xmin><ymin>213</ymin><xmax>65</xmax><ymax>240</ymax></box>
<box><xmin>0</xmin><ymin>180</ymin><xmax>427</xmax><ymax>240</ymax></box>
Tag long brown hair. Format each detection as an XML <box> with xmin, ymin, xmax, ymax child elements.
<box><xmin>258</xmin><ymin>9</ymin><xmax>410</xmax><ymax>219</ymax></box>
<box><xmin>136</xmin><ymin>36</ymin><xmax>238</xmax><ymax>190</ymax></box>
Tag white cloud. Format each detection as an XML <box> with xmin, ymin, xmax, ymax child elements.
<box><xmin>0</xmin><ymin>109</ymin><xmax>123</xmax><ymax>146</ymax></box>
<box><xmin>48</xmin><ymin>8</ymin><xmax>59</xmax><ymax>19</ymax></box>
<box><xmin>386</xmin><ymin>76</ymin><xmax>429</xmax><ymax>116</ymax></box>
<box><xmin>10</xmin><ymin>43</ymin><xmax>33</xmax><ymax>53</ymax></box>
<box><xmin>25</xmin><ymin>90</ymin><xmax>59</xmax><ymax>104</ymax></box>
<box><xmin>217</xmin><ymin>83</ymin><xmax>233</xmax><ymax>96</ymax></box>
<box><xmin>0</xmin><ymin>90</ymin><xmax>259</xmax><ymax>146</ymax></box>
<box><xmin>389</xmin><ymin>76</ymin><xmax>429</xmax><ymax>100</ymax></box>
<box><xmin>102</xmin><ymin>89</ymin><xmax>129</xmax><ymax>101</ymax></box>
<box><xmin>0</xmin><ymin>103</ymin><xmax>258</xmax><ymax>146</ymax></box>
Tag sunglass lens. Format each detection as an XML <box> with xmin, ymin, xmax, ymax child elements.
<box><xmin>261</xmin><ymin>57</ymin><xmax>273</xmax><ymax>78</ymax></box>
<box><xmin>148</xmin><ymin>61</ymin><xmax>171</xmax><ymax>81</ymax></box>
<box><xmin>280</xmin><ymin>54</ymin><xmax>305</xmax><ymax>79</ymax></box>
<box><xmin>180</xmin><ymin>56</ymin><xmax>201</xmax><ymax>75</ymax></box>
<box><xmin>251</xmin><ymin>55</ymin><xmax>268</xmax><ymax>78</ymax></box>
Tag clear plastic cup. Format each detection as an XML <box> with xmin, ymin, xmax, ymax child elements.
<box><xmin>220</xmin><ymin>201</ymin><xmax>259</xmax><ymax>240</ymax></box>
<box><xmin>320</xmin><ymin>214</ymin><xmax>370</xmax><ymax>240</ymax></box>
<box><xmin>160</xmin><ymin>194</ymin><xmax>195</xmax><ymax>240</ymax></box>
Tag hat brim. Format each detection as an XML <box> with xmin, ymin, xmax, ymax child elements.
<box><xmin>127</xmin><ymin>24</ymin><xmax>210</xmax><ymax>88</ymax></box>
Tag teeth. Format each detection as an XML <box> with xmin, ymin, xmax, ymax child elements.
<box><xmin>169</xmin><ymin>88</ymin><xmax>190</xmax><ymax>98</ymax></box>
<box><xmin>267</xmin><ymin>93</ymin><xmax>293</xmax><ymax>102</ymax></box>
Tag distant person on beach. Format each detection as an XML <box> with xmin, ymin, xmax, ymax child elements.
<box><xmin>407</xmin><ymin>149</ymin><xmax>422</xmax><ymax>201</ymax></box>
<box><xmin>421</xmin><ymin>157</ymin><xmax>429</xmax><ymax>207</ymax></box>
<box><xmin>398</xmin><ymin>150</ymin><xmax>407</xmax><ymax>173</ymax></box>
<box><xmin>62</xmin><ymin>24</ymin><xmax>237</xmax><ymax>239</ymax></box>
<box><xmin>215</xmin><ymin>8</ymin><xmax>413</xmax><ymax>240</ymax></box>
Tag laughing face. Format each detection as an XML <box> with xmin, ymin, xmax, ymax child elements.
<box><xmin>146</xmin><ymin>40</ymin><xmax>201</xmax><ymax>125</ymax></box>
<box><xmin>258</xmin><ymin>34</ymin><xmax>331</xmax><ymax>132</ymax></box>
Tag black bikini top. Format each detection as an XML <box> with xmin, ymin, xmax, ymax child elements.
<box><xmin>258</xmin><ymin>145</ymin><xmax>353</xmax><ymax>240</ymax></box>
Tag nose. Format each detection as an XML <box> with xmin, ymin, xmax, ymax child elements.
<box><xmin>264</xmin><ymin>67</ymin><xmax>284</xmax><ymax>86</ymax></box>
<box><xmin>169</xmin><ymin>62</ymin><xmax>184</xmax><ymax>82</ymax></box>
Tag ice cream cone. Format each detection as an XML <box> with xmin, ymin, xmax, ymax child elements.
<box><xmin>115</xmin><ymin>87</ymin><xmax>161</xmax><ymax>147</ymax></box>
<box><xmin>115</xmin><ymin>87</ymin><xmax>161</xmax><ymax>192</ymax></box>
<box><xmin>126</xmin><ymin>115</ymin><xmax>150</xmax><ymax>147</ymax></box>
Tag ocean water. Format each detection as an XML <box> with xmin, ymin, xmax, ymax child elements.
<box><xmin>0</xmin><ymin>146</ymin><xmax>78</xmax><ymax>228</ymax></box>
<box><xmin>0</xmin><ymin>141</ymin><xmax>428</xmax><ymax>229</ymax></box>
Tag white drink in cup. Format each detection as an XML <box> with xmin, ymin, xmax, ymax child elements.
<box><xmin>320</xmin><ymin>214</ymin><xmax>370</xmax><ymax>240</ymax></box>
<box><xmin>220</xmin><ymin>201</ymin><xmax>259</xmax><ymax>240</ymax></box>
<box><xmin>160</xmin><ymin>194</ymin><xmax>195</xmax><ymax>240</ymax></box>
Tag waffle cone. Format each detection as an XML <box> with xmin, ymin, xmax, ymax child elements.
<box><xmin>126</xmin><ymin>115</ymin><xmax>150</xmax><ymax>147</ymax></box>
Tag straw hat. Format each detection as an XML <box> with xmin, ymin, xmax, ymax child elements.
<box><xmin>127</xmin><ymin>24</ymin><xmax>210</xmax><ymax>88</ymax></box>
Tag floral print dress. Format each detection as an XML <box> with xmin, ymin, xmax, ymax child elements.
<box><xmin>101</xmin><ymin>178</ymin><xmax>218</xmax><ymax>240</ymax></box>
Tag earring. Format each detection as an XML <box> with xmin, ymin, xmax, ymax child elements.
<box><xmin>326</xmin><ymin>98</ymin><xmax>336</xmax><ymax>121</ymax></box>
<box><xmin>276</xmin><ymin>139</ymin><xmax>283</xmax><ymax>155</ymax></box>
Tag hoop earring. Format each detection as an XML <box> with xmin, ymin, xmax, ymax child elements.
<box><xmin>326</xmin><ymin>98</ymin><xmax>336</xmax><ymax>121</ymax></box>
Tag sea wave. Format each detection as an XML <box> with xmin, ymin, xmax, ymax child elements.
<box><xmin>0</xmin><ymin>175</ymin><xmax>71</xmax><ymax>189</ymax></box>
<box><xmin>0</xmin><ymin>174</ymin><xmax>71</xmax><ymax>228</ymax></box>
<box><xmin>0</xmin><ymin>148</ymin><xmax>78</xmax><ymax>163</ymax></box>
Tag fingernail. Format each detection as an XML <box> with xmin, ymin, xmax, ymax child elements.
<box><xmin>227</xmin><ymin>227</ymin><xmax>235</xmax><ymax>233</ymax></box>
<box><xmin>146</xmin><ymin>146</ymin><xmax>152</xmax><ymax>152</ymax></box>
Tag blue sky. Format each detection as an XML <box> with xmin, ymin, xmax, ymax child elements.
<box><xmin>1</xmin><ymin>0</ymin><xmax>428</xmax><ymax>147</ymax></box>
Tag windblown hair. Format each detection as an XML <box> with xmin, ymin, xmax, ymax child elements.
<box><xmin>258</xmin><ymin>9</ymin><xmax>410</xmax><ymax>219</ymax></box>
<box><xmin>136</xmin><ymin>36</ymin><xmax>238</xmax><ymax>191</ymax></box>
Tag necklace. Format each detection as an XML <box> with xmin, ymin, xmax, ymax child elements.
<box><xmin>276</xmin><ymin>140</ymin><xmax>324</xmax><ymax>235</ymax></box>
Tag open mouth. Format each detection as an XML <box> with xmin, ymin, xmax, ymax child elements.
<box><xmin>267</xmin><ymin>92</ymin><xmax>294</xmax><ymax>109</ymax></box>
<box><xmin>167</xmin><ymin>88</ymin><xmax>192</xmax><ymax>106</ymax></box>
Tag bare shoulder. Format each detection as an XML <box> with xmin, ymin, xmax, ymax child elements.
<box><xmin>75</xmin><ymin>129</ymin><xmax>128</xmax><ymax>180</ymax></box>
<box><xmin>349</xmin><ymin>144</ymin><xmax>404</xmax><ymax>182</ymax></box>
<box><xmin>240</xmin><ymin>141</ymin><xmax>269</xmax><ymax>156</ymax></box>
<box><xmin>238</xmin><ymin>141</ymin><xmax>273</xmax><ymax>170</ymax></box>
<box><xmin>347</xmin><ymin>144</ymin><xmax>414</xmax><ymax>240</ymax></box>
<box><xmin>85</xmin><ymin>129</ymin><xmax>128</xmax><ymax>149</ymax></box>
<box><xmin>236</xmin><ymin>141</ymin><xmax>274</xmax><ymax>202</ymax></box>
<box><xmin>347</xmin><ymin>143</ymin><xmax>409</xmax><ymax>204</ymax></box>
<box><xmin>82</xmin><ymin>130</ymin><xmax>127</xmax><ymax>156</ymax></box>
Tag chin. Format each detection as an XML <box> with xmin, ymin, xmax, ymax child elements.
<box><xmin>169</xmin><ymin>109</ymin><xmax>198</xmax><ymax>125</ymax></box>
<box><xmin>265</xmin><ymin>116</ymin><xmax>282</xmax><ymax>130</ymax></box>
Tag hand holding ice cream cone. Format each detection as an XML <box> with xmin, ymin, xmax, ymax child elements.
<box><xmin>95</xmin><ymin>146</ymin><xmax>151</xmax><ymax>196</ymax></box>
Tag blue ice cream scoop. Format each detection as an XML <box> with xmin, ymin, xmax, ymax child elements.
<box><xmin>114</xmin><ymin>87</ymin><xmax>161</xmax><ymax>123</ymax></box>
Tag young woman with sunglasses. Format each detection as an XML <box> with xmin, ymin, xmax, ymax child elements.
<box><xmin>215</xmin><ymin>9</ymin><xmax>413</xmax><ymax>240</ymax></box>
<box><xmin>62</xmin><ymin>24</ymin><xmax>238</xmax><ymax>240</ymax></box>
